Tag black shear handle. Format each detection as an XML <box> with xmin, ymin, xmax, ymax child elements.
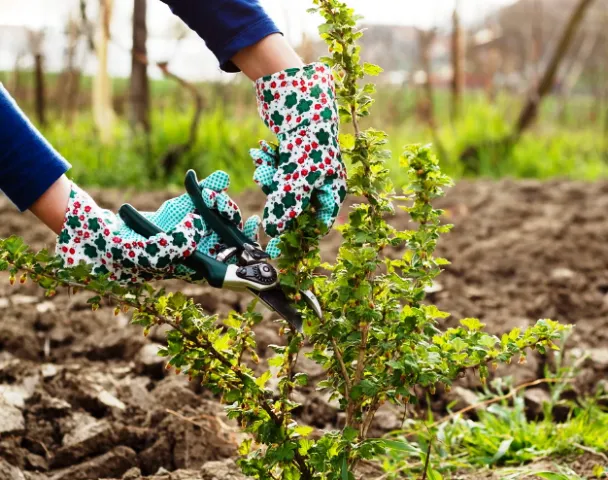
<box><xmin>118</xmin><ymin>204</ymin><xmax>228</xmax><ymax>288</ymax></box>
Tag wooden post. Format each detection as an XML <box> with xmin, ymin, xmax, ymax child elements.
<box><xmin>514</xmin><ymin>0</ymin><xmax>596</xmax><ymax>137</ymax></box>
<box><xmin>34</xmin><ymin>53</ymin><xmax>46</xmax><ymax>127</ymax></box>
<box><xmin>93</xmin><ymin>0</ymin><xmax>116</xmax><ymax>144</ymax></box>
<box><xmin>451</xmin><ymin>2</ymin><xmax>464</xmax><ymax>122</ymax></box>
<box><xmin>129</xmin><ymin>0</ymin><xmax>150</xmax><ymax>133</ymax></box>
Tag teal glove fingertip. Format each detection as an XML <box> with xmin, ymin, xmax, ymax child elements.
<box><xmin>266</xmin><ymin>237</ymin><xmax>281</xmax><ymax>259</ymax></box>
<box><xmin>201</xmin><ymin>170</ymin><xmax>230</xmax><ymax>192</ymax></box>
<box><xmin>242</xmin><ymin>215</ymin><xmax>261</xmax><ymax>243</ymax></box>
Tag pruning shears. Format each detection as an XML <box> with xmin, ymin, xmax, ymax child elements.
<box><xmin>117</xmin><ymin>170</ymin><xmax>322</xmax><ymax>332</ymax></box>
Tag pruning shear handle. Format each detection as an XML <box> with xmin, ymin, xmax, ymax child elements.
<box><xmin>117</xmin><ymin>170</ymin><xmax>324</xmax><ymax>333</ymax></box>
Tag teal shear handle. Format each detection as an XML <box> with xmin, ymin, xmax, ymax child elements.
<box><xmin>117</xmin><ymin>204</ymin><xmax>228</xmax><ymax>288</ymax></box>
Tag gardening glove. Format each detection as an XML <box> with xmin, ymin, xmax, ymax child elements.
<box><xmin>250</xmin><ymin>62</ymin><xmax>347</xmax><ymax>242</ymax></box>
<box><xmin>55</xmin><ymin>171</ymin><xmax>260</xmax><ymax>284</ymax></box>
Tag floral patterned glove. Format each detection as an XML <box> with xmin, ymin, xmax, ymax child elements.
<box><xmin>55</xmin><ymin>171</ymin><xmax>260</xmax><ymax>284</ymax></box>
<box><xmin>251</xmin><ymin>62</ymin><xmax>347</xmax><ymax>239</ymax></box>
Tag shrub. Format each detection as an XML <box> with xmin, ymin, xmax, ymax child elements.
<box><xmin>0</xmin><ymin>1</ymin><xmax>569</xmax><ymax>478</ymax></box>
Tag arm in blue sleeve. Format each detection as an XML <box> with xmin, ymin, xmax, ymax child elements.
<box><xmin>0</xmin><ymin>84</ymin><xmax>71</xmax><ymax>212</ymax></box>
<box><xmin>159</xmin><ymin>0</ymin><xmax>281</xmax><ymax>72</ymax></box>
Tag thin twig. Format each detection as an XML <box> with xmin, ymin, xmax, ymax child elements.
<box><xmin>14</xmin><ymin>262</ymin><xmax>283</xmax><ymax>427</ymax></box>
<box><xmin>347</xmin><ymin>323</ymin><xmax>369</xmax><ymax>426</ymax></box>
<box><xmin>572</xmin><ymin>442</ymin><xmax>608</xmax><ymax>462</ymax></box>
<box><xmin>351</xmin><ymin>104</ymin><xmax>361</xmax><ymax>137</ymax></box>
<box><xmin>407</xmin><ymin>377</ymin><xmax>574</xmax><ymax>435</ymax></box>
<box><xmin>165</xmin><ymin>408</ymin><xmax>240</xmax><ymax>448</ymax></box>
<box><xmin>361</xmin><ymin>397</ymin><xmax>384</xmax><ymax>439</ymax></box>
<box><xmin>421</xmin><ymin>438</ymin><xmax>433</xmax><ymax>480</ymax></box>
<box><xmin>332</xmin><ymin>337</ymin><xmax>352</xmax><ymax>394</ymax></box>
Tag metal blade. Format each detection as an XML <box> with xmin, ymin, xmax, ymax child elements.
<box><xmin>249</xmin><ymin>287</ymin><xmax>303</xmax><ymax>333</ymax></box>
<box><xmin>301</xmin><ymin>290</ymin><xmax>324</xmax><ymax>321</ymax></box>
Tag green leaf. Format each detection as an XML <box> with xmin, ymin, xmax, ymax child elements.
<box><xmin>592</xmin><ymin>465</ymin><xmax>604</xmax><ymax>478</ymax></box>
<box><xmin>318</xmin><ymin>23</ymin><xmax>333</xmax><ymax>35</ymax></box>
<box><xmin>488</xmin><ymin>438</ymin><xmax>513</xmax><ymax>464</ymax></box>
<box><xmin>255</xmin><ymin>370</ymin><xmax>272</xmax><ymax>389</ymax></box>
<box><xmin>87</xmin><ymin>295</ymin><xmax>102</xmax><ymax>305</ymax></box>
<box><xmin>341</xmin><ymin>456</ymin><xmax>349</xmax><ymax>480</ymax></box>
<box><xmin>460</xmin><ymin>318</ymin><xmax>485</xmax><ymax>331</ymax></box>
<box><xmin>509</xmin><ymin>327</ymin><xmax>522</xmax><ymax>340</ymax></box>
<box><xmin>273</xmin><ymin>442</ymin><xmax>296</xmax><ymax>461</ymax></box>
<box><xmin>339</xmin><ymin>133</ymin><xmax>356</xmax><ymax>150</ymax></box>
<box><xmin>478</xmin><ymin>334</ymin><xmax>498</xmax><ymax>349</ymax></box>
<box><xmin>363</xmin><ymin>62</ymin><xmax>383</xmax><ymax>76</ymax></box>
<box><xmin>426</xmin><ymin>469</ymin><xmax>443</xmax><ymax>480</ymax></box>
<box><xmin>212</xmin><ymin>333</ymin><xmax>232</xmax><ymax>353</ymax></box>
<box><xmin>268</xmin><ymin>355</ymin><xmax>284</xmax><ymax>367</ymax></box>
<box><xmin>342</xmin><ymin>427</ymin><xmax>359</xmax><ymax>443</ymax></box>
<box><xmin>532</xmin><ymin>473</ymin><xmax>571</xmax><ymax>480</ymax></box>
<box><xmin>294</xmin><ymin>425</ymin><xmax>314</xmax><ymax>437</ymax></box>
<box><xmin>378</xmin><ymin>439</ymin><xmax>419</xmax><ymax>453</ymax></box>
<box><xmin>450</xmin><ymin>338</ymin><xmax>467</xmax><ymax>353</ymax></box>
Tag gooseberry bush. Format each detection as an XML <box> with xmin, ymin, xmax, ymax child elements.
<box><xmin>0</xmin><ymin>1</ymin><xmax>569</xmax><ymax>479</ymax></box>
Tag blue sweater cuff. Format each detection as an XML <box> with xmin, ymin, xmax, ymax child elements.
<box><xmin>0</xmin><ymin>84</ymin><xmax>71</xmax><ymax>212</ymax></box>
<box><xmin>219</xmin><ymin>17</ymin><xmax>282</xmax><ymax>72</ymax></box>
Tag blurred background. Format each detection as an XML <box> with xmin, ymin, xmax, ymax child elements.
<box><xmin>0</xmin><ymin>0</ymin><xmax>606</xmax><ymax>192</ymax></box>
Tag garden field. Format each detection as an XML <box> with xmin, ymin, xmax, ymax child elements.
<box><xmin>1</xmin><ymin>0</ymin><xmax>608</xmax><ymax>478</ymax></box>
<box><xmin>1</xmin><ymin>179</ymin><xmax>606</xmax><ymax>480</ymax></box>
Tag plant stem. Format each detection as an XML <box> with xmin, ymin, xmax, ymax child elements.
<box><xmin>331</xmin><ymin>338</ymin><xmax>352</xmax><ymax>396</ymax></box>
<box><xmin>421</xmin><ymin>438</ymin><xmax>433</xmax><ymax>480</ymax></box>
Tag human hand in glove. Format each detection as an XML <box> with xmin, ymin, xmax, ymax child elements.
<box><xmin>55</xmin><ymin>171</ymin><xmax>260</xmax><ymax>284</ymax></box>
<box><xmin>250</xmin><ymin>63</ymin><xmax>347</xmax><ymax>242</ymax></box>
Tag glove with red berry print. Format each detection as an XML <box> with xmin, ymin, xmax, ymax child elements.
<box><xmin>251</xmin><ymin>63</ymin><xmax>347</xmax><ymax>241</ymax></box>
<box><xmin>55</xmin><ymin>171</ymin><xmax>261</xmax><ymax>284</ymax></box>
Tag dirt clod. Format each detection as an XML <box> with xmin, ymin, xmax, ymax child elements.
<box><xmin>49</xmin><ymin>446</ymin><xmax>137</xmax><ymax>480</ymax></box>
<box><xmin>0</xmin><ymin>396</ymin><xmax>25</xmax><ymax>435</ymax></box>
<box><xmin>53</xmin><ymin>418</ymin><xmax>116</xmax><ymax>467</ymax></box>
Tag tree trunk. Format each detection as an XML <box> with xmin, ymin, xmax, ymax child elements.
<box><xmin>57</xmin><ymin>16</ymin><xmax>82</xmax><ymax>125</ymax></box>
<box><xmin>557</xmin><ymin>30</ymin><xmax>601</xmax><ymax>123</ymax></box>
<box><xmin>10</xmin><ymin>53</ymin><xmax>24</xmax><ymax>101</ymax></box>
<box><xmin>129</xmin><ymin>0</ymin><xmax>150</xmax><ymax>133</ymax></box>
<box><xmin>450</xmin><ymin>4</ymin><xmax>464</xmax><ymax>122</ymax></box>
<box><xmin>417</xmin><ymin>29</ymin><xmax>437</xmax><ymax>130</ymax></box>
<box><xmin>34</xmin><ymin>53</ymin><xmax>46</xmax><ymax>126</ymax></box>
<box><xmin>514</xmin><ymin>0</ymin><xmax>596</xmax><ymax>137</ymax></box>
<box><xmin>93</xmin><ymin>0</ymin><xmax>115</xmax><ymax>144</ymax></box>
<box><xmin>156</xmin><ymin>62</ymin><xmax>204</xmax><ymax>179</ymax></box>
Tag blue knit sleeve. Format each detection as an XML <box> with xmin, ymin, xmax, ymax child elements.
<box><xmin>0</xmin><ymin>84</ymin><xmax>71</xmax><ymax>211</ymax></box>
<box><xmin>159</xmin><ymin>0</ymin><xmax>282</xmax><ymax>72</ymax></box>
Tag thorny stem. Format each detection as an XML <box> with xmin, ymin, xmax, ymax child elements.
<box><xmin>281</xmin><ymin>332</ymin><xmax>299</xmax><ymax>418</ymax></box>
<box><xmin>360</xmin><ymin>396</ymin><xmax>383</xmax><ymax>439</ymax></box>
<box><xmin>350</xmin><ymin>104</ymin><xmax>361</xmax><ymax>137</ymax></box>
<box><xmin>346</xmin><ymin>323</ymin><xmax>370</xmax><ymax>428</ymax></box>
<box><xmin>331</xmin><ymin>338</ymin><xmax>351</xmax><ymax>396</ymax></box>
<box><xmin>421</xmin><ymin>439</ymin><xmax>433</xmax><ymax>480</ymax></box>
<box><xmin>10</xmin><ymin>262</ymin><xmax>287</xmax><ymax>427</ymax></box>
<box><xmin>319</xmin><ymin>0</ymin><xmax>379</xmax><ymax>431</ymax></box>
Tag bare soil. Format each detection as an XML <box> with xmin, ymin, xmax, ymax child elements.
<box><xmin>1</xmin><ymin>179</ymin><xmax>607</xmax><ymax>479</ymax></box>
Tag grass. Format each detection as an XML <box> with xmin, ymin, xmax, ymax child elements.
<box><xmin>3</xmin><ymin>71</ymin><xmax>607</xmax><ymax>193</ymax></box>
<box><xmin>378</xmin><ymin>373</ymin><xmax>608</xmax><ymax>480</ymax></box>
<box><xmin>41</xmin><ymin>106</ymin><xmax>268</xmax><ymax>193</ymax></box>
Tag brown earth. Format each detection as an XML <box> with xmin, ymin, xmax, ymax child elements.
<box><xmin>1</xmin><ymin>179</ymin><xmax>607</xmax><ymax>479</ymax></box>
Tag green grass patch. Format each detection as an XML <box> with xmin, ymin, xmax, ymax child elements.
<box><xmin>379</xmin><ymin>377</ymin><xmax>608</xmax><ymax>480</ymax></box>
